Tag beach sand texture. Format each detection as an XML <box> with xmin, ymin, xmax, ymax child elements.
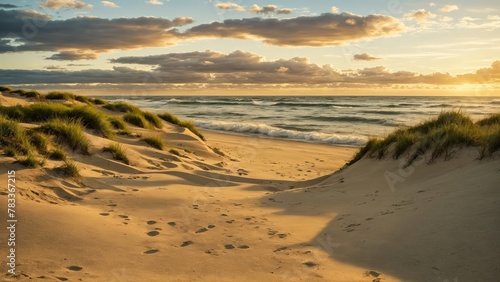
<box><xmin>0</xmin><ymin>92</ymin><xmax>499</xmax><ymax>282</ymax></box>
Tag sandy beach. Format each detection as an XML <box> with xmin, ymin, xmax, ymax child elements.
<box><xmin>1</xmin><ymin>92</ymin><xmax>499</xmax><ymax>282</ymax></box>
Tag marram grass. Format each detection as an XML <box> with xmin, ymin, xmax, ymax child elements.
<box><xmin>348</xmin><ymin>110</ymin><xmax>500</xmax><ymax>165</ymax></box>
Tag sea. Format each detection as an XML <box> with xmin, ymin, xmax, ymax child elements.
<box><xmin>98</xmin><ymin>96</ymin><xmax>500</xmax><ymax>147</ymax></box>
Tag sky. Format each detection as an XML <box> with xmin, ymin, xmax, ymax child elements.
<box><xmin>0</xmin><ymin>0</ymin><xmax>499</xmax><ymax>95</ymax></box>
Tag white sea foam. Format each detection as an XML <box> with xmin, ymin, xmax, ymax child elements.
<box><xmin>195</xmin><ymin>120</ymin><xmax>367</xmax><ymax>145</ymax></box>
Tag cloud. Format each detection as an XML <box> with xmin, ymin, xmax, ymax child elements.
<box><xmin>405</xmin><ymin>9</ymin><xmax>437</xmax><ymax>24</ymax></box>
<box><xmin>0</xmin><ymin>4</ymin><xmax>18</xmax><ymax>8</ymax></box>
<box><xmin>101</xmin><ymin>1</ymin><xmax>119</xmax><ymax>8</ymax></box>
<box><xmin>147</xmin><ymin>0</ymin><xmax>163</xmax><ymax>5</ymax></box>
<box><xmin>488</xmin><ymin>15</ymin><xmax>500</xmax><ymax>21</ymax></box>
<box><xmin>184</xmin><ymin>13</ymin><xmax>405</xmax><ymax>46</ymax></box>
<box><xmin>353</xmin><ymin>53</ymin><xmax>383</xmax><ymax>61</ymax></box>
<box><xmin>248</xmin><ymin>4</ymin><xmax>291</xmax><ymax>15</ymax></box>
<box><xmin>216</xmin><ymin>2</ymin><xmax>244</xmax><ymax>11</ymax></box>
<box><xmin>45</xmin><ymin>65</ymin><xmax>67</xmax><ymax>70</ymax></box>
<box><xmin>331</xmin><ymin>6</ymin><xmax>339</xmax><ymax>14</ymax></box>
<box><xmin>1</xmin><ymin>50</ymin><xmax>498</xmax><ymax>88</ymax></box>
<box><xmin>40</xmin><ymin>0</ymin><xmax>93</xmax><ymax>9</ymax></box>
<box><xmin>47</xmin><ymin>50</ymin><xmax>98</xmax><ymax>60</ymax></box>
<box><xmin>439</xmin><ymin>5</ymin><xmax>459</xmax><ymax>12</ymax></box>
<box><xmin>429</xmin><ymin>2</ymin><xmax>436</xmax><ymax>7</ymax></box>
<box><xmin>0</xmin><ymin>9</ymin><xmax>192</xmax><ymax>60</ymax></box>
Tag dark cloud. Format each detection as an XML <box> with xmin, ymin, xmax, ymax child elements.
<box><xmin>0</xmin><ymin>9</ymin><xmax>192</xmax><ymax>60</ymax></box>
<box><xmin>184</xmin><ymin>13</ymin><xmax>405</xmax><ymax>46</ymax></box>
<box><xmin>353</xmin><ymin>53</ymin><xmax>383</xmax><ymax>61</ymax></box>
<box><xmin>0</xmin><ymin>4</ymin><xmax>18</xmax><ymax>8</ymax></box>
<box><xmin>0</xmin><ymin>10</ymin><xmax>405</xmax><ymax>59</ymax></box>
<box><xmin>2</xmin><ymin>51</ymin><xmax>496</xmax><ymax>87</ymax></box>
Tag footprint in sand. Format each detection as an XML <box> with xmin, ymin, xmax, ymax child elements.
<box><xmin>224</xmin><ymin>244</ymin><xmax>235</xmax><ymax>249</ymax></box>
<box><xmin>107</xmin><ymin>203</ymin><xmax>117</xmax><ymax>207</ymax></box>
<box><xmin>207</xmin><ymin>225</ymin><xmax>216</xmax><ymax>229</ymax></box>
<box><xmin>225</xmin><ymin>220</ymin><xmax>234</xmax><ymax>224</ymax></box>
<box><xmin>56</xmin><ymin>277</ymin><xmax>69</xmax><ymax>281</ymax></box>
<box><xmin>119</xmin><ymin>215</ymin><xmax>129</xmax><ymax>219</ymax></box>
<box><xmin>99</xmin><ymin>213</ymin><xmax>110</xmax><ymax>216</ymax></box>
<box><xmin>238</xmin><ymin>245</ymin><xmax>249</xmax><ymax>249</ymax></box>
<box><xmin>303</xmin><ymin>261</ymin><xmax>319</xmax><ymax>267</ymax></box>
<box><xmin>66</xmin><ymin>266</ymin><xmax>82</xmax><ymax>271</ymax></box>
<box><xmin>147</xmin><ymin>231</ymin><xmax>160</xmax><ymax>237</ymax></box>
<box><xmin>196</xmin><ymin>228</ymin><xmax>208</xmax><ymax>233</ymax></box>
<box><xmin>181</xmin><ymin>241</ymin><xmax>193</xmax><ymax>247</ymax></box>
<box><xmin>167</xmin><ymin>222</ymin><xmax>176</xmax><ymax>226</ymax></box>
<box><xmin>144</xmin><ymin>249</ymin><xmax>159</xmax><ymax>254</ymax></box>
<box><xmin>147</xmin><ymin>220</ymin><xmax>157</xmax><ymax>225</ymax></box>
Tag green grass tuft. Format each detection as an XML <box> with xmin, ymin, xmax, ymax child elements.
<box><xmin>158</xmin><ymin>112</ymin><xmax>205</xmax><ymax>140</ymax></box>
<box><xmin>4</xmin><ymin>147</ymin><xmax>19</xmax><ymax>157</ymax></box>
<box><xmin>66</xmin><ymin>106</ymin><xmax>115</xmax><ymax>138</ymax></box>
<box><xmin>168</xmin><ymin>149</ymin><xmax>181</xmax><ymax>156</ymax></box>
<box><xmin>0</xmin><ymin>116</ymin><xmax>32</xmax><ymax>155</ymax></box>
<box><xmin>142</xmin><ymin>111</ymin><xmax>163</xmax><ymax>128</ymax></box>
<box><xmin>347</xmin><ymin>110</ymin><xmax>500</xmax><ymax>166</ymax></box>
<box><xmin>102</xmin><ymin>143</ymin><xmax>130</xmax><ymax>165</ymax></box>
<box><xmin>47</xmin><ymin>148</ymin><xmax>67</xmax><ymax>161</ymax></box>
<box><xmin>18</xmin><ymin>153</ymin><xmax>44</xmax><ymax>168</ymax></box>
<box><xmin>103</xmin><ymin>102</ymin><xmax>140</xmax><ymax>113</ymax></box>
<box><xmin>141</xmin><ymin>135</ymin><xmax>165</xmax><ymax>150</ymax></box>
<box><xmin>38</xmin><ymin>119</ymin><xmax>91</xmax><ymax>155</ymax></box>
<box><xmin>46</xmin><ymin>91</ymin><xmax>76</xmax><ymax>100</ymax></box>
<box><xmin>27</xmin><ymin>130</ymin><xmax>50</xmax><ymax>154</ymax></box>
<box><xmin>55</xmin><ymin>160</ymin><xmax>80</xmax><ymax>177</ymax></box>
<box><xmin>124</xmin><ymin>112</ymin><xmax>150</xmax><ymax>128</ymax></box>
<box><xmin>0</xmin><ymin>86</ymin><xmax>14</xmax><ymax>92</ymax></box>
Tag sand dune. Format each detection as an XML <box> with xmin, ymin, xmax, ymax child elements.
<box><xmin>1</xmin><ymin>92</ymin><xmax>499</xmax><ymax>281</ymax></box>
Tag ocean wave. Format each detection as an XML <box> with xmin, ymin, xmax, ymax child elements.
<box><xmin>361</xmin><ymin>110</ymin><xmax>404</xmax><ymax>115</ymax></box>
<box><xmin>491</xmin><ymin>99</ymin><xmax>500</xmax><ymax>104</ymax></box>
<box><xmin>305</xmin><ymin>115</ymin><xmax>387</xmax><ymax>124</ymax></box>
<box><xmin>252</xmin><ymin>100</ymin><xmax>279</xmax><ymax>106</ymax></box>
<box><xmin>194</xmin><ymin>120</ymin><xmax>367</xmax><ymax>145</ymax></box>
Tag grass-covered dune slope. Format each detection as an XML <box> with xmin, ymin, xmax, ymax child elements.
<box><xmin>348</xmin><ymin>110</ymin><xmax>500</xmax><ymax>166</ymax></box>
<box><xmin>0</xmin><ymin>86</ymin><xmax>206</xmax><ymax>174</ymax></box>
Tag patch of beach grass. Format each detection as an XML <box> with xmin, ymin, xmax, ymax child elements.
<box><xmin>141</xmin><ymin>135</ymin><xmax>165</xmax><ymax>150</ymax></box>
<box><xmin>347</xmin><ymin>110</ymin><xmax>500</xmax><ymax>165</ymax></box>
<box><xmin>55</xmin><ymin>160</ymin><xmax>80</xmax><ymax>177</ymax></box>
<box><xmin>47</xmin><ymin>148</ymin><xmax>67</xmax><ymax>161</ymax></box>
<box><xmin>38</xmin><ymin>119</ymin><xmax>91</xmax><ymax>155</ymax></box>
<box><xmin>18</xmin><ymin>153</ymin><xmax>44</xmax><ymax>168</ymax></box>
<box><xmin>158</xmin><ymin>112</ymin><xmax>205</xmax><ymax>140</ymax></box>
<box><xmin>102</xmin><ymin>143</ymin><xmax>130</xmax><ymax>165</ymax></box>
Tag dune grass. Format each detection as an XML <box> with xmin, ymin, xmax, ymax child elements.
<box><xmin>142</xmin><ymin>111</ymin><xmax>163</xmax><ymax>129</ymax></box>
<box><xmin>18</xmin><ymin>153</ymin><xmax>45</xmax><ymax>168</ymax></box>
<box><xmin>124</xmin><ymin>112</ymin><xmax>150</xmax><ymax>128</ymax></box>
<box><xmin>0</xmin><ymin>116</ymin><xmax>32</xmax><ymax>155</ymax></box>
<box><xmin>47</xmin><ymin>148</ymin><xmax>67</xmax><ymax>161</ymax></box>
<box><xmin>168</xmin><ymin>148</ymin><xmax>181</xmax><ymax>156</ymax></box>
<box><xmin>0</xmin><ymin>103</ymin><xmax>115</xmax><ymax>138</ymax></box>
<box><xmin>46</xmin><ymin>91</ymin><xmax>77</xmax><ymax>100</ymax></box>
<box><xmin>38</xmin><ymin>119</ymin><xmax>91</xmax><ymax>155</ymax></box>
<box><xmin>141</xmin><ymin>135</ymin><xmax>165</xmax><ymax>150</ymax></box>
<box><xmin>103</xmin><ymin>102</ymin><xmax>140</xmax><ymax>113</ymax></box>
<box><xmin>158</xmin><ymin>112</ymin><xmax>205</xmax><ymax>140</ymax></box>
<box><xmin>0</xmin><ymin>86</ymin><xmax>14</xmax><ymax>92</ymax></box>
<box><xmin>102</xmin><ymin>143</ymin><xmax>130</xmax><ymax>165</ymax></box>
<box><xmin>3</xmin><ymin>147</ymin><xmax>19</xmax><ymax>157</ymax></box>
<box><xmin>348</xmin><ymin>110</ymin><xmax>500</xmax><ymax>165</ymax></box>
<box><xmin>55</xmin><ymin>160</ymin><xmax>80</xmax><ymax>177</ymax></box>
<box><xmin>27</xmin><ymin>130</ymin><xmax>50</xmax><ymax>154</ymax></box>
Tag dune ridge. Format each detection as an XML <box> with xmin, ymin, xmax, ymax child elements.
<box><xmin>0</xmin><ymin>89</ymin><xmax>499</xmax><ymax>281</ymax></box>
